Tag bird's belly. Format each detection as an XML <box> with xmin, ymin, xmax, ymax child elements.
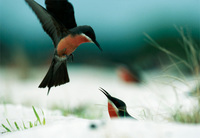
<box><xmin>57</xmin><ymin>34</ymin><xmax>91</xmax><ymax>56</ymax></box>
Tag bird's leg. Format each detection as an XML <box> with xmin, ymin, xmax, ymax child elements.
<box><xmin>57</xmin><ymin>48</ymin><xmax>73</xmax><ymax>62</ymax></box>
<box><xmin>65</xmin><ymin>54</ymin><xmax>74</xmax><ymax>62</ymax></box>
<box><xmin>69</xmin><ymin>54</ymin><xmax>74</xmax><ymax>62</ymax></box>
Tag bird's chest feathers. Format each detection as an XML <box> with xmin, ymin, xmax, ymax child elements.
<box><xmin>108</xmin><ymin>100</ymin><xmax>119</xmax><ymax>118</ymax></box>
<box><xmin>57</xmin><ymin>34</ymin><xmax>91</xmax><ymax>56</ymax></box>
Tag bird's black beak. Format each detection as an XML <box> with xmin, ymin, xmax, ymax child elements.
<box><xmin>99</xmin><ymin>87</ymin><xmax>111</xmax><ymax>100</ymax></box>
<box><xmin>93</xmin><ymin>40</ymin><xmax>102</xmax><ymax>51</ymax></box>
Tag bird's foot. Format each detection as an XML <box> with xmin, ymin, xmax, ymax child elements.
<box><xmin>66</xmin><ymin>54</ymin><xmax>74</xmax><ymax>62</ymax></box>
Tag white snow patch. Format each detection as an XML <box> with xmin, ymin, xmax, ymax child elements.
<box><xmin>0</xmin><ymin>65</ymin><xmax>199</xmax><ymax>137</ymax></box>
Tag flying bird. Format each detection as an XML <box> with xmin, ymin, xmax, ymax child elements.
<box><xmin>99</xmin><ymin>87</ymin><xmax>136</xmax><ymax>119</ymax></box>
<box><xmin>25</xmin><ymin>0</ymin><xmax>102</xmax><ymax>94</ymax></box>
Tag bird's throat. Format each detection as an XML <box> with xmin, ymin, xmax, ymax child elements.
<box><xmin>108</xmin><ymin>101</ymin><xmax>119</xmax><ymax>118</ymax></box>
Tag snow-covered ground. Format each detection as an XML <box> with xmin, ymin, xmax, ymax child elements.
<box><xmin>0</xmin><ymin>65</ymin><xmax>200</xmax><ymax>137</ymax></box>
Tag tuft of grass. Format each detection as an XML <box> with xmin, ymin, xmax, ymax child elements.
<box><xmin>145</xmin><ymin>26</ymin><xmax>200</xmax><ymax>123</ymax></box>
<box><xmin>1</xmin><ymin>106</ymin><xmax>46</xmax><ymax>133</ymax></box>
<box><xmin>51</xmin><ymin>104</ymin><xmax>103</xmax><ymax>119</ymax></box>
<box><xmin>171</xmin><ymin>106</ymin><xmax>200</xmax><ymax>124</ymax></box>
<box><xmin>190</xmin><ymin>84</ymin><xmax>200</xmax><ymax>97</ymax></box>
<box><xmin>52</xmin><ymin>105</ymin><xmax>90</xmax><ymax>117</ymax></box>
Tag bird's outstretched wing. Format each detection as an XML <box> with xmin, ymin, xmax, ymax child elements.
<box><xmin>45</xmin><ymin>0</ymin><xmax>77</xmax><ymax>30</ymax></box>
<box><xmin>25</xmin><ymin>0</ymin><xmax>65</xmax><ymax>46</ymax></box>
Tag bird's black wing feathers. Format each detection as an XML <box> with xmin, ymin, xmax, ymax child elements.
<box><xmin>25</xmin><ymin>0</ymin><xmax>64</xmax><ymax>46</ymax></box>
<box><xmin>45</xmin><ymin>0</ymin><xmax>77</xmax><ymax>29</ymax></box>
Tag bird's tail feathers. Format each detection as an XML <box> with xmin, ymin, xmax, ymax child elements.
<box><xmin>39</xmin><ymin>56</ymin><xmax>69</xmax><ymax>94</ymax></box>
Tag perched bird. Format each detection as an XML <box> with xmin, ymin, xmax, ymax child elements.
<box><xmin>117</xmin><ymin>64</ymin><xmax>141</xmax><ymax>83</ymax></box>
<box><xmin>99</xmin><ymin>87</ymin><xmax>136</xmax><ymax>119</ymax></box>
<box><xmin>25</xmin><ymin>0</ymin><xmax>102</xmax><ymax>94</ymax></box>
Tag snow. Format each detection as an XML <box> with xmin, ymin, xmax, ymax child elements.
<box><xmin>0</xmin><ymin>65</ymin><xmax>200</xmax><ymax>137</ymax></box>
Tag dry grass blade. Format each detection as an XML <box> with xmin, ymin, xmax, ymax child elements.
<box><xmin>172</xmin><ymin>107</ymin><xmax>200</xmax><ymax>124</ymax></box>
<box><xmin>145</xmin><ymin>26</ymin><xmax>200</xmax><ymax>123</ymax></box>
<box><xmin>144</xmin><ymin>32</ymin><xmax>192</xmax><ymax>70</ymax></box>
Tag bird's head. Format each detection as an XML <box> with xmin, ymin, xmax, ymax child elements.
<box><xmin>99</xmin><ymin>87</ymin><xmax>128</xmax><ymax>118</ymax></box>
<box><xmin>70</xmin><ymin>26</ymin><xmax>102</xmax><ymax>51</ymax></box>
